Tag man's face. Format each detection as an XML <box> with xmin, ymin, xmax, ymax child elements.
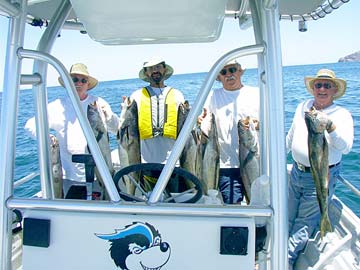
<box><xmin>312</xmin><ymin>79</ymin><xmax>338</xmax><ymax>108</ymax></box>
<box><xmin>71</xmin><ymin>74</ymin><xmax>89</xmax><ymax>99</ymax></box>
<box><xmin>144</xmin><ymin>63</ymin><xmax>165</xmax><ymax>84</ymax></box>
<box><xmin>217</xmin><ymin>64</ymin><xmax>244</xmax><ymax>91</ymax></box>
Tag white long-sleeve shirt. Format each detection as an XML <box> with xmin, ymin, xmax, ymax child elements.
<box><xmin>286</xmin><ymin>99</ymin><xmax>354</xmax><ymax>167</ymax></box>
<box><xmin>25</xmin><ymin>94</ymin><xmax>120</xmax><ymax>182</ymax></box>
<box><xmin>204</xmin><ymin>85</ymin><xmax>260</xmax><ymax>168</ymax></box>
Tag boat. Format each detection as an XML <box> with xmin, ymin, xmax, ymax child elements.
<box><xmin>0</xmin><ymin>0</ymin><xmax>359</xmax><ymax>269</ymax></box>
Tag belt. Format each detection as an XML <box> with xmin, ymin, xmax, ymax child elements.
<box><xmin>295</xmin><ymin>162</ymin><xmax>340</xmax><ymax>173</ymax></box>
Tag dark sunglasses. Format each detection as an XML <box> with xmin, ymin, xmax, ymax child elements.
<box><xmin>220</xmin><ymin>67</ymin><xmax>238</xmax><ymax>76</ymax></box>
<box><xmin>314</xmin><ymin>82</ymin><xmax>333</xmax><ymax>90</ymax></box>
<box><xmin>72</xmin><ymin>77</ymin><xmax>88</xmax><ymax>84</ymax></box>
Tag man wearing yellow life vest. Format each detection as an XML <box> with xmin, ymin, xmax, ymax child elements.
<box><xmin>130</xmin><ymin>57</ymin><xmax>185</xmax><ymax>164</ymax></box>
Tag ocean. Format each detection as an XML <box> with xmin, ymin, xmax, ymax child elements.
<box><xmin>1</xmin><ymin>62</ymin><xmax>359</xmax><ymax>216</ymax></box>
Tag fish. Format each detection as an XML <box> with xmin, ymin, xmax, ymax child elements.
<box><xmin>87</xmin><ymin>101</ymin><xmax>115</xmax><ymax>198</ymax></box>
<box><xmin>179</xmin><ymin>128</ymin><xmax>202</xmax><ymax>184</ymax></box>
<box><xmin>177</xmin><ymin>100</ymin><xmax>191</xmax><ymax>135</ymax></box>
<box><xmin>238</xmin><ymin>116</ymin><xmax>260</xmax><ymax>204</ymax></box>
<box><xmin>117</xmin><ymin>97</ymin><xmax>141</xmax><ymax>195</ymax></box>
<box><xmin>178</xmin><ymin>101</ymin><xmax>202</xmax><ymax>189</ymax></box>
<box><xmin>50</xmin><ymin>135</ymin><xmax>63</xmax><ymax>198</ymax></box>
<box><xmin>199</xmin><ymin>112</ymin><xmax>220</xmax><ymax>194</ymax></box>
<box><xmin>305</xmin><ymin>107</ymin><xmax>333</xmax><ymax>238</ymax></box>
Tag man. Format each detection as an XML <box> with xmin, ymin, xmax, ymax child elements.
<box><xmin>198</xmin><ymin>59</ymin><xmax>260</xmax><ymax>204</ymax></box>
<box><xmin>286</xmin><ymin>69</ymin><xmax>354</xmax><ymax>268</ymax></box>
<box><xmin>25</xmin><ymin>63</ymin><xmax>120</xmax><ymax>198</ymax></box>
<box><xmin>129</xmin><ymin>57</ymin><xmax>185</xmax><ymax>164</ymax></box>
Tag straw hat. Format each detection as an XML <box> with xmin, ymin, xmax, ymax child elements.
<box><xmin>304</xmin><ymin>69</ymin><xmax>346</xmax><ymax>100</ymax></box>
<box><xmin>139</xmin><ymin>57</ymin><xmax>174</xmax><ymax>82</ymax></box>
<box><xmin>58</xmin><ymin>63</ymin><xmax>98</xmax><ymax>90</ymax></box>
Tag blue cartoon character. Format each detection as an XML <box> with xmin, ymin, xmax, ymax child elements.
<box><xmin>96</xmin><ymin>222</ymin><xmax>171</xmax><ymax>270</ymax></box>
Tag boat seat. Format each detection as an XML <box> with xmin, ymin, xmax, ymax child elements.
<box><xmin>64</xmin><ymin>185</ymin><xmax>87</xmax><ymax>199</ymax></box>
<box><xmin>72</xmin><ymin>154</ymin><xmax>96</xmax><ymax>183</ymax></box>
<box><xmin>61</xmin><ymin>154</ymin><xmax>102</xmax><ymax>199</ymax></box>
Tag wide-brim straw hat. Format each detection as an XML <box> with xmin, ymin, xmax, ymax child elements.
<box><xmin>139</xmin><ymin>57</ymin><xmax>174</xmax><ymax>82</ymax></box>
<box><xmin>304</xmin><ymin>69</ymin><xmax>346</xmax><ymax>100</ymax></box>
<box><xmin>58</xmin><ymin>63</ymin><xmax>98</xmax><ymax>90</ymax></box>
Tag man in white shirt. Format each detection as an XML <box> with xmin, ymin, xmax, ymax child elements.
<box><xmin>198</xmin><ymin>60</ymin><xmax>260</xmax><ymax>204</ymax></box>
<box><xmin>286</xmin><ymin>69</ymin><xmax>354</xmax><ymax>268</ymax></box>
<box><xmin>25</xmin><ymin>63</ymin><xmax>120</xmax><ymax>197</ymax></box>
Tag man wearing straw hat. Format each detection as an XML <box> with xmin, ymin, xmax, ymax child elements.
<box><xmin>25</xmin><ymin>63</ymin><xmax>120</xmax><ymax>198</ymax></box>
<box><xmin>286</xmin><ymin>68</ymin><xmax>354</xmax><ymax>269</ymax></box>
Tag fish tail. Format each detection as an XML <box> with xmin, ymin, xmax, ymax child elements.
<box><xmin>320</xmin><ymin>212</ymin><xmax>333</xmax><ymax>239</ymax></box>
<box><xmin>244</xmin><ymin>192</ymin><xmax>250</xmax><ymax>205</ymax></box>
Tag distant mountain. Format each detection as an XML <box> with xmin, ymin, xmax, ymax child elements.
<box><xmin>338</xmin><ymin>51</ymin><xmax>360</xmax><ymax>62</ymax></box>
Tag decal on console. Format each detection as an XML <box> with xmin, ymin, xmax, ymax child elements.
<box><xmin>96</xmin><ymin>222</ymin><xmax>171</xmax><ymax>270</ymax></box>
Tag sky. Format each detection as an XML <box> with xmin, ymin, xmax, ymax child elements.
<box><xmin>0</xmin><ymin>1</ymin><xmax>359</xmax><ymax>89</ymax></box>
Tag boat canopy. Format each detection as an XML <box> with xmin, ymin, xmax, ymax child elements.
<box><xmin>1</xmin><ymin>0</ymin><xmax>349</xmax><ymax>45</ymax></box>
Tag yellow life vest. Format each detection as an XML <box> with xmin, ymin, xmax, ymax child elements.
<box><xmin>139</xmin><ymin>87</ymin><xmax>178</xmax><ymax>140</ymax></box>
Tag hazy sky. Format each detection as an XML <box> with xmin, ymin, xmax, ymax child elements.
<box><xmin>0</xmin><ymin>1</ymin><xmax>359</xmax><ymax>89</ymax></box>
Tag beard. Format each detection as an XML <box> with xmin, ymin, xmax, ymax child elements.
<box><xmin>151</xmin><ymin>72</ymin><xmax>164</xmax><ymax>84</ymax></box>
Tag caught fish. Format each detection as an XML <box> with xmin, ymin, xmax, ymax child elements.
<box><xmin>199</xmin><ymin>112</ymin><xmax>220</xmax><ymax>194</ymax></box>
<box><xmin>87</xmin><ymin>101</ymin><xmax>115</xmax><ymax>198</ymax></box>
<box><xmin>180</xmin><ymin>129</ymin><xmax>202</xmax><ymax>182</ymax></box>
<box><xmin>238</xmin><ymin>117</ymin><xmax>260</xmax><ymax>204</ymax></box>
<box><xmin>177</xmin><ymin>100</ymin><xmax>191</xmax><ymax>135</ymax></box>
<box><xmin>117</xmin><ymin>98</ymin><xmax>141</xmax><ymax>195</ymax></box>
<box><xmin>305</xmin><ymin>107</ymin><xmax>333</xmax><ymax>238</ymax></box>
<box><xmin>179</xmin><ymin>101</ymin><xmax>202</xmax><ymax>188</ymax></box>
<box><xmin>50</xmin><ymin>135</ymin><xmax>63</xmax><ymax>198</ymax></box>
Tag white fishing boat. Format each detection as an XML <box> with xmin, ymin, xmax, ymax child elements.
<box><xmin>1</xmin><ymin>1</ymin><xmax>359</xmax><ymax>270</ymax></box>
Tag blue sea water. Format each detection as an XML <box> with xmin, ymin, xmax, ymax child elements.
<box><xmin>1</xmin><ymin>62</ymin><xmax>359</xmax><ymax>216</ymax></box>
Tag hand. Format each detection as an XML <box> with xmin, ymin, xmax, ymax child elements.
<box><xmin>197</xmin><ymin>108</ymin><xmax>207</xmax><ymax>126</ymax></box>
<box><xmin>240</xmin><ymin>117</ymin><xmax>259</xmax><ymax>130</ymax></box>
<box><xmin>118</xmin><ymin>96</ymin><xmax>130</xmax><ymax>128</ymax></box>
<box><xmin>326</xmin><ymin>120</ymin><xmax>336</xmax><ymax>133</ymax></box>
<box><xmin>49</xmin><ymin>134</ymin><xmax>57</xmax><ymax>146</ymax></box>
<box><xmin>99</xmin><ymin>103</ymin><xmax>110</xmax><ymax>120</ymax></box>
<box><xmin>316</xmin><ymin>111</ymin><xmax>336</xmax><ymax>133</ymax></box>
<box><xmin>253</xmin><ymin>119</ymin><xmax>260</xmax><ymax>130</ymax></box>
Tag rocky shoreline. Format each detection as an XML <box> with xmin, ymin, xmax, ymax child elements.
<box><xmin>338</xmin><ymin>51</ymin><xmax>360</xmax><ymax>62</ymax></box>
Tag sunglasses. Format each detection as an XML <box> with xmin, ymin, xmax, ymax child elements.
<box><xmin>314</xmin><ymin>82</ymin><xmax>333</xmax><ymax>90</ymax></box>
<box><xmin>72</xmin><ymin>77</ymin><xmax>88</xmax><ymax>84</ymax></box>
<box><xmin>220</xmin><ymin>67</ymin><xmax>238</xmax><ymax>76</ymax></box>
